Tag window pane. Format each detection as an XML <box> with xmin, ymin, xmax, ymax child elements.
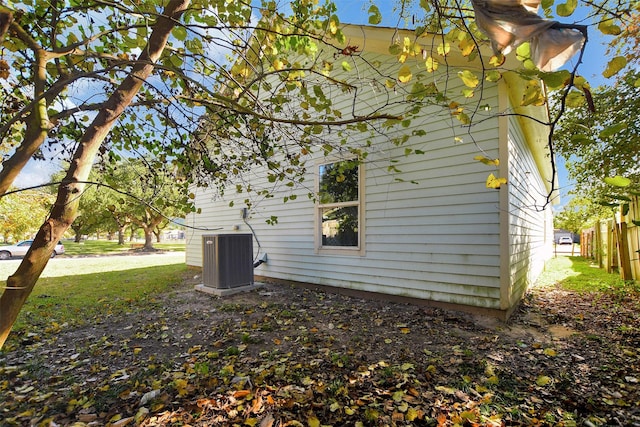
<box><xmin>322</xmin><ymin>206</ymin><xmax>358</xmax><ymax>247</ymax></box>
<box><xmin>319</xmin><ymin>160</ymin><xmax>358</xmax><ymax>204</ymax></box>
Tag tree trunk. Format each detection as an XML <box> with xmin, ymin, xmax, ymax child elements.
<box><xmin>0</xmin><ymin>121</ymin><xmax>49</xmax><ymax>196</ymax></box>
<box><xmin>0</xmin><ymin>0</ymin><xmax>190</xmax><ymax>349</ymax></box>
<box><xmin>144</xmin><ymin>228</ymin><xmax>154</xmax><ymax>250</ymax></box>
<box><xmin>136</xmin><ymin>214</ymin><xmax>166</xmax><ymax>250</ymax></box>
<box><xmin>0</xmin><ymin>6</ymin><xmax>13</xmax><ymax>40</ymax></box>
<box><xmin>0</xmin><ymin>22</ymin><xmax>52</xmax><ymax>197</ymax></box>
<box><xmin>118</xmin><ymin>227</ymin><xmax>125</xmax><ymax>245</ymax></box>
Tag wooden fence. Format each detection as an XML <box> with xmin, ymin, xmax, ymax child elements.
<box><xmin>581</xmin><ymin>195</ymin><xmax>640</xmax><ymax>281</ymax></box>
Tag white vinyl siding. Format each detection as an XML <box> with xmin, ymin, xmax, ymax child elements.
<box><xmin>185</xmin><ymin>26</ymin><xmax>553</xmax><ymax>314</ymax></box>
<box><xmin>507</xmin><ymin>115</ymin><xmax>553</xmax><ymax>305</ymax></box>
<box><xmin>186</xmin><ymin>85</ymin><xmax>505</xmax><ymax>309</ymax></box>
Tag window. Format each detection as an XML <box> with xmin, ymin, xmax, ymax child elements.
<box><xmin>316</xmin><ymin>158</ymin><xmax>363</xmax><ymax>254</ymax></box>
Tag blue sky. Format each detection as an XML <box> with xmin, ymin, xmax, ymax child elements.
<box><xmin>14</xmin><ymin>0</ymin><xmax>618</xmax><ymax>207</ymax></box>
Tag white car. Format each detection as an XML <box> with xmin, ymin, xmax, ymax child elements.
<box><xmin>0</xmin><ymin>240</ymin><xmax>65</xmax><ymax>260</ymax></box>
<box><xmin>558</xmin><ymin>236</ymin><xmax>573</xmax><ymax>245</ymax></box>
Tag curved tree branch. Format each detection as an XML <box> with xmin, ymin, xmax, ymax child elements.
<box><xmin>0</xmin><ymin>0</ymin><xmax>191</xmax><ymax>350</ymax></box>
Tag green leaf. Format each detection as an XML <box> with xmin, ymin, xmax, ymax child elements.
<box><xmin>169</xmin><ymin>53</ymin><xmax>184</xmax><ymax>68</ymax></box>
<box><xmin>556</xmin><ymin>0</ymin><xmax>577</xmax><ymax>16</ymax></box>
<box><xmin>599</xmin><ymin>123</ymin><xmax>626</xmax><ymax>139</ymax></box>
<box><xmin>406</xmin><ymin>407</ymin><xmax>419</xmax><ymax>421</ymax></box>
<box><xmin>540</xmin><ymin>70</ymin><xmax>570</xmax><ymax>90</ymax></box>
<box><xmin>564</xmin><ymin>90</ymin><xmax>584</xmax><ymax>107</ymax></box>
<box><xmin>598</xmin><ymin>19</ymin><xmax>622</xmax><ymax>35</ymax></box>
<box><xmin>521</xmin><ymin>81</ymin><xmax>545</xmax><ymax>106</ymax></box>
<box><xmin>603</xmin><ymin>56</ymin><xmax>627</xmax><ymax>78</ymax></box>
<box><xmin>536</xmin><ymin>375</ymin><xmax>552</xmax><ymax>386</ymax></box>
<box><xmin>523</xmin><ymin>58</ymin><xmax>537</xmax><ymax>70</ymax></box>
<box><xmin>172</xmin><ymin>26</ymin><xmax>188</xmax><ymax>41</ymax></box>
<box><xmin>485</xmin><ymin>70</ymin><xmax>502</xmax><ymax>82</ymax></box>
<box><xmin>458</xmin><ymin>70</ymin><xmax>479</xmax><ymax>88</ymax></box>
<box><xmin>570</xmin><ymin>134</ymin><xmax>592</xmax><ymax>144</ymax></box>
<box><xmin>341</xmin><ymin>61</ymin><xmax>351</xmax><ymax>72</ymax></box>
<box><xmin>604</xmin><ymin>176</ymin><xmax>631</xmax><ymax>187</ymax></box>
<box><xmin>489</xmin><ymin>54</ymin><xmax>505</xmax><ymax>67</ymax></box>
<box><xmin>123</xmin><ymin>35</ymin><xmax>138</xmax><ymax>49</ymax></box>
<box><xmin>435</xmin><ymin>385</ymin><xmax>457</xmax><ymax>395</ymax></box>
<box><xmin>459</xmin><ymin>37</ymin><xmax>475</xmax><ymax>56</ymax></box>
<box><xmin>401</xmin><ymin>362</ymin><xmax>414</xmax><ymax>370</ymax></box>
<box><xmin>456</xmin><ymin>112</ymin><xmax>471</xmax><ymax>125</ymax></box>
<box><xmin>388</xmin><ymin>44</ymin><xmax>402</xmax><ymax>55</ymax></box>
<box><xmin>307</xmin><ymin>415</ymin><xmax>320</xmax><ymax>427</ymax></box>
<box><xmin>516</xmin><ymin>43</ymin><xmax>531</xmax><ymax>61</ymax></box>
<box><xmin>462</xmin><ymin>88</ymin><xmax>475</xmax><ymax>98</ymax></box>
<box><xmin>398</xmin><ymin>64</ymin><xmax>412</xmax><ymax>83</ymax></box>
<box><xmin>185</xmin><ymin>38</ymin><xmax>204</xmax><ymax>55</ymax></box>
<box><xmin>368</xmin><ymin>5</ymin><xmax>382</xmax><ymax>25</ymax></box>
<box><xmin>437</xmin><ymin>42</ymin><xmax>450</xmax><ymax>56</ymax></box>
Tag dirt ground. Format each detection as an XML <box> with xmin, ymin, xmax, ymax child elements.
<box><xmin>1</xmin><ymin>270</ymin><xmax>639</xmax><ymax>426</ymax></box>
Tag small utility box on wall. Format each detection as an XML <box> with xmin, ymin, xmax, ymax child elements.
<box><xmin>196</xmin><ymin>233</ymin><xmax>255</xmax><ymax>296</ymax></box>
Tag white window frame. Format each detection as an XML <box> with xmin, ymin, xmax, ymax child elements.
<box><xmin>314</xmin><ymin>156</ymin><xmax>365</xmax><ymax>256</ymax></box>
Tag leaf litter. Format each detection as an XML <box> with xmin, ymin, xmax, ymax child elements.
<box><xmin>1</xmin><ymin>273</ymin><xmax>639</xmax><ymax>426</ymax></box>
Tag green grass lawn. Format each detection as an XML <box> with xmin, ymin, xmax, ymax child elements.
<box><xmin>538</xmin><ymin>255</ymin><xmax>639</xmax><ymax>293</ymax></box>
<box><xmin>61</xmin><ymin>239</ymin><xmax>185</xmax><ymax>256</ymax></box>
<box><xmin>5</xmin><ymin>256</ymin><xmax>188</xmax><ymax>334</ymax></box>
<box><xmin>1</xmin><ymin>239</ymin><xmax>186</xmax><ymax>334</ymax></box>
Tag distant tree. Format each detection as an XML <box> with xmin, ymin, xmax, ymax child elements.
<box><xmin>153</xmin><ymin>220</ymin><xmax>170</xmax><ymax>243</ymax></box>
<box><xmin>553</xmin><ymin>197</ymin><xmax>613</xmax><ymax>235</ymax></box>
<box><xmin>104</xmin><ymin>160</ymin><xmax>192</xmax><ymax>250</ymax></box>
<box><xmin>0</xmin><ymin>188</ymin><xmax>51</xmax><ymax>242</ymax></box>
<box><xmin>49</xmin><ymin>170</ymin><xmax>116</xmax><ymax>242</ymax></box>
<box><xmin>69</xmin><ymin>185</ymin><xmax>118</xmax><ymax>243</ymax></box>
<box><xmin>106</xmin><ymin>206</ymin><xmax>132</xmax><ymax>246</ymax></box>
<box><xmin>554</xmin><ymin>70</ymin><xmax>640</xmax><ymax>202</ymax></box>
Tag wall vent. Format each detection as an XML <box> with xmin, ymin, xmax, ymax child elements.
<box><xmin>202</xmin><ymin>234</ymin><xmax>253</xmax><ymax>289</ymax></box>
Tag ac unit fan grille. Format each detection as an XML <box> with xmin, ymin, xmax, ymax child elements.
<box><xmin>202</xmin><ymin>234</ymin><xmax>253</xmax><ymax>289</ymax></box>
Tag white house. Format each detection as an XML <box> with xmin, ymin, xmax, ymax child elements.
<box><xmin>185</xmin><ymin>25</ymin><xmax>556</xmax><ymax>319</ymax></box>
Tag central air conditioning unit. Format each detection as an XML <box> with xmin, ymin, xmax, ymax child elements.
<box><xmin>202</xmin><ymin>234</ymin><xmax>253</xmax><ymax>289</ymax></box>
